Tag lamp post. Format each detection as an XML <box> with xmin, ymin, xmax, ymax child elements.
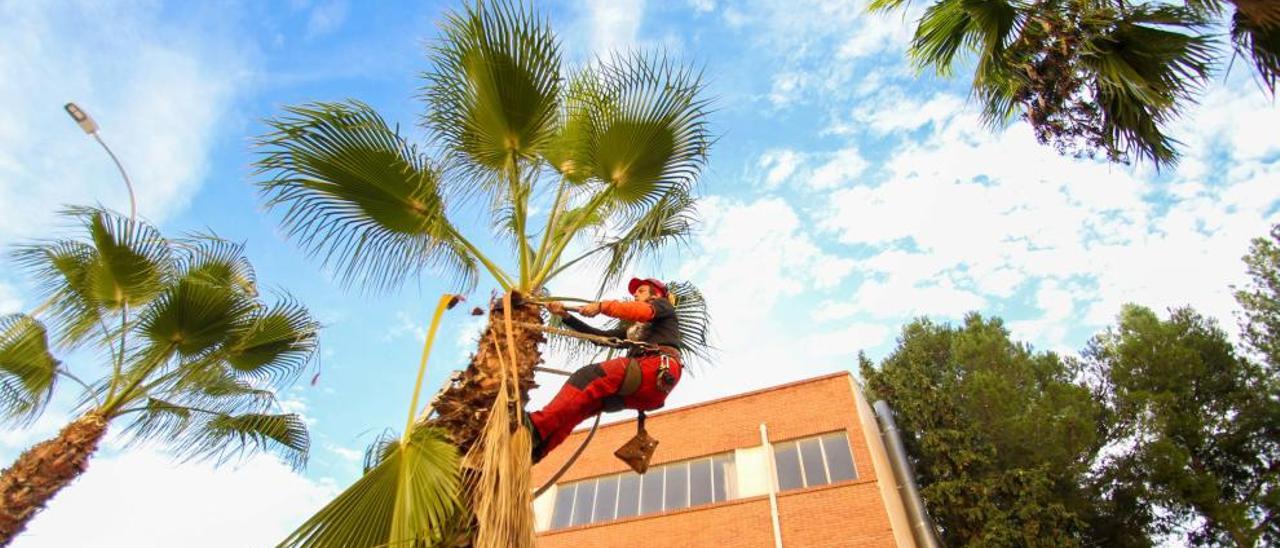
<box><xmin>63</xmin><ymin>102</ymin><xmax>136</xmax><ymax>221</ymax></box>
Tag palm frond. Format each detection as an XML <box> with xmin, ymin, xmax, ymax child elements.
<box><xmin>593</xmin><ymin>189</ymin><xmax>698</xmax><ymax>291</ymax></box>
<box><xmin>175</xmin><ymin>235</ymin><xmax>258</xmax><ymax>297</ymax></box>
<box><xmin>137</xmin><ymin>277</ymin><xmax>256</xmax><ymax>359</ymax></box>
<box><xmin>1083</xmin><ymin>5</ymin><xmax>1214</xmax><ymax>165</ymax></box>
<box><xmin>73</xmin><ymin>206</ymin><xmax>173</xmax><ymax>311</ymax></box>
<box><xmin>542</xmin><ymin>69</ymin><xmax>601</xmax><ymax>185</ymax></box>
<box><xmin>10</xmin><ymin>239</ymin><xmax>104</xmax><ymax>348</ymax></box>
<box><xmin>254</xmin><ymin>100</ymin><xmax>479</xmax><ymax>293</ymax></box>
<box><xmin>198</xmin><ymin>412</ymin><xmax>310</xmax><ymax>470</ymax></box>
<box><xmin>362</xmin><ymin>429</ymin><xmax>400</xmax><ymax>474</ymax></box>
<box><xmin>1233</xmin><ymin>6</ymin><xmax>1280</xmax><ymax>94</ymax></box>
<box><xmin>912</xmin><ymin>0</ymin><xmax>1021</xmax><ymax>76</ymax></box>
<box><xmin>225</xmin><ymin>296</ymin><xmax>319</xmax><ymax>388</ymax></box>
<box><xmin>582</xmin><ymin>52</ymin><xmax>712</xmax><ymax>215</ymax></box>
<box><xmin>423</xmin><ymin>0</ymin><xmax>562</xmax><ymax>176</ymax></box>
<box><xmin>0</xmin><ymin>315</ymin><xmax>60</xmax><ymax>424</ymax></box>
<box><xmin>118</xmin><ymin>395</ymin><xmax>308</xmax><ymax>470</ymax></box>
<box><xmin>666</xmin><ymin>280</ymin><xmax>714</xmax><ymax>371</ymax></box>
<box><xmin>280</xmin><ymin>424</ymin><xmax>461</xmax><ymax>547</ymax></box>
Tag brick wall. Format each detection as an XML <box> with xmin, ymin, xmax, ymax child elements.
<box><xmin>531</xmin><ymin>372</ymin><xmax>904</xmax><ymax>547</ymax></box>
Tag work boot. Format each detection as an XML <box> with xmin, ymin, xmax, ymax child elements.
<box><xmin>522</xmin><ymin>410</ymin><xmax>546</xmax><ymax>464</ymax></box>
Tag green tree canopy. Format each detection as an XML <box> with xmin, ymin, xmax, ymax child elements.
<box><xmin>1082</xmin><ymin>304</ymin><xmax>1280</xmax><ymax>546</ymax></box>
<box><xmin>869</xmin><ymin>0</ymin><xmax>1280</xmax><ymax>167</ymax></box>
<box><xmin>860</xmin><ymin>313</ymin><xmax>1104</xmax><ymax>546</ymax></box>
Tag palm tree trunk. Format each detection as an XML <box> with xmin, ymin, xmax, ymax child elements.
<box><xmin>428</xmin><ymin>297</ymin><xmax>544</xmax><ymax>456</ymax></box>
<box><xmin>0</xmin><ymin>413</ymin><xmax>108</xmax><ymax>547</ymax></box>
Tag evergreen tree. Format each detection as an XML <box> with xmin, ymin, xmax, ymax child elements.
<box><xmin>861</xmin><ymin>314</ymin><xmax>1104</xmax><ymax>547</ymax></box>
<box><xmin>1082</xmin><ymin>305</ymin><xmax>1280</xmax><ymax>546</ymax></box>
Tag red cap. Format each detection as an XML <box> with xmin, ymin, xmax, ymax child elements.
<box><xmin>628</xmin><ymin>277</ymin><xmax>668</xmax><ymax>297</ymax></box>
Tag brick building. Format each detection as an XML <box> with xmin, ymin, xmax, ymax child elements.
<box><xmin>530</xmin><ymin>372</ymin><xmax>921</xmax><ymax>547</ymax></box>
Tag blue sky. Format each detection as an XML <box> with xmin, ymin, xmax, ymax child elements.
<box><xmin>2</xmin><ymin>0</ymin><xmax>1277</xmax><ymax>545</ymax></box>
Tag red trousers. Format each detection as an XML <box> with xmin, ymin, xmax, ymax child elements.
<box><xmin>529</xmin><ymin>354</ymin><xmax>682</xmax><ymax>457</ymax></box>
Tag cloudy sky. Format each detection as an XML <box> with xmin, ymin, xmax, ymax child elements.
<box><xmin>2</xmin><ymin>0</ymin><xmax>1276</xmax><ymax>545</ymax></box>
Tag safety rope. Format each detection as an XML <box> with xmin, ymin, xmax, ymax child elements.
<box><xmin>533</xmin><ymin>412</ymin><xmax>601</xmax><ymax>498</ymax></box>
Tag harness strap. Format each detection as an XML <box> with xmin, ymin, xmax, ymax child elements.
<box><xmin>617</xmin><ymin>358</ymin><xmax>643</xmax><ymax>397</ymax></box>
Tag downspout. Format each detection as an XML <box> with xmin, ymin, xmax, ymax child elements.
<box><xmin>760</xmin><ymin>423</ymin><xmax>784</xmax><ymax>548</ymax></box>
<box><xmin>873</xmin><ymin>400</ymin><xmax>942</xmax><ymax>548</ymax></box>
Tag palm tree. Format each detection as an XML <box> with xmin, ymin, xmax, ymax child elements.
<box><xmin>869</xmin><ymin>0</ymin><xmax>1279</xmax><ymax>168</ymax></box>
<box><xmin>253</xmin><ymin>1</ymin><xmax>713</xmax><ymax>546</ymax></box>
<box><xmin>0</xmin><ymin>207</ymin><xmax>318</xmax><ymax>546</ymax></box>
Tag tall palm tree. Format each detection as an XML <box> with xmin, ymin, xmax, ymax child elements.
<box><xmin>254</xmin><ymin>1</ymin><xmax>713</xmax><ymax>546</ymax></box>
<box><xmin>870</xmin><ymin>0</ymin><xmax>1278</xmax><ymax>168</ymax></box>
<box><xmin>0</xmin><ymin>207</ymin><xmax>318</xmax><ymax>545</ymax></box>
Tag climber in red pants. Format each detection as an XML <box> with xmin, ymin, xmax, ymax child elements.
<box><xmin>526</xmin><ymin>277</ymin><xmax>683</xmax><ymax>462</ymax></box>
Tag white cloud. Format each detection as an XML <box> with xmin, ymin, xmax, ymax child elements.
<box><xmin>768</xmin><ymin>71</ymin><xmax>807</xmax><ymax>107</ymax></box>
<box><xmin>11</xmin><ymin>448</ymin><xmax>337</xmax><ymax>548</ymax></box>
<box><xmin>0</xmin><ymin>282</ymin><xmax>21</xmax><ymax>314</ymax></box>
<box><xmin>809</xmin><ymin>147</ymin><xmax>868</xmax><ymax>189</ymax></box>
<box><xmin>804</xmin><ymin>322</ymin><xmax>892</xmax><ymax>356</ymax></box>
<box><xmin>834</xmin><ymin>10</ymin><xmax>914</xmax><ymax>61</ymax></box>
<box><xmin>856</xmin><ymin>92</ymin><xmax>967</xmax><ymax>135</ymax></box>
<box><xmin>0</xmin><ymin>1</ymin><xmax>248</xmax><ymax>246</ymax></box>
<box><xmin>758</xmin><ymin>148</ymin><xmax>802</xmax><ymax>188</ymax></box>
<box><xmin>584</xmin><ymin>0</ymin><xmax>645</xmax><ymax>57</ymax></box>
<box><xmin>755</xmin><ymin>147</ymin><xmax>868</xmax><ymax>190</ymax></box>
<box><xmin>306</xmin><ymin>0</ymin><xmax>349</xmax><ymax>38</ymax></box>
<box><xmin>327</xmin><ymin>444</ymin><xmax>361</xmax><ymax>463</ymax></box>
<box><xmin>688</xmin><ymin>0</ymin><xmax>716</xmax><ymax>13</ymax></box>
<box><xmin>817</xmin><ymin>82</ymin><xmax>1278</xmax><ymax>349</ymax></box>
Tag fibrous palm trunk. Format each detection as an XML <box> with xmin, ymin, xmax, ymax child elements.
<box><xmin>0</xmin><ymin>413</ymin><xmax>109</xmax><ymax>547</ymax></box>
<box><xmin>426</xmin><ymin>295</ymin><xmax>545</xmax><ymax>547</ymax></box>
<box><xmin>428</xmin><ymin>297</ymin><xmax>544</xmax><ymax>455</ymax></box>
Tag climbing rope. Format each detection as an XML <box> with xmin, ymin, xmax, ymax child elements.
<box><xmin>533</xmin><ymin>412</ymin><xmax>602</xmax><ymax>498</ymax></box>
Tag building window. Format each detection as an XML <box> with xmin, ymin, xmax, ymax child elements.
<box><xmin>772</xmin><ymin>431</ymin><xmax>857</xmax><ymax>491</ymax></box>
<box><xmin>549</xmin><ymin>452</ymin><xmax>736</xmax><ymax>530</ymax></box>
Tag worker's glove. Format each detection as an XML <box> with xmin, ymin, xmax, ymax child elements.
<box><xmin>546</xmin><ymin>302</ymin><xmax>569</xmax><ymax>317</ymax></box>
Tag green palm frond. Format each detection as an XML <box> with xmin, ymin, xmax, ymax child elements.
<box><xmin>255</xmin><ymin>100</ymin><xmax>480</xmax><ymax>293</ymax></box>
<box><xmin>137</xmin><ymin>277</ymin><xmax>256</xmax><ymax>359</ymax></box>
<box><xmin>868</xmin><ymin>0</ymin><xmax>913</xmax><ymax>12</ymax></box>
<box><xmin>666</xmin><ymin>280</ymin><xmax>714</xmax><ymax>370</ymax></box>
<box><xmin>281</xmin><ymin>424</ymin><xmax>461</xmax><ymax>547</ymax></box>
<box><xmin>0</xmin><ymin>315</ymin><xmax>60</xmax><ymax>424</ymax></box>
<box><xmin>176</xmin><ymin>235</ymin><xmax>258</xmax><ymax>297</ymax></box>
<box><xmin>1233</xmin><ymin>7</ymin><xmax>1280</xmax><ymax>94</ymax></box>
<box><xmin>912</xmin><ymin>0</ymin><xmax>1021</xmax><ymax>76</ymax></box>
<box><xmin>423</xmin><ymin>0</ymin><xmax>563</xmax><ymax>176</ymax></box>
<box><xmin>11</xmin><ymin>208</ymin><xmax>172</xmax><ymax>348</ymax></box>
<box><xmin>10</xmin><ymin>239</ymin><xmax>103</xmax><ymax>348</ymax></box>
<box><xmin>74</xmin><ymin>207</ymin><xmax>173</xmax><ymax>311</ymax></box>
<box><xmin>542</xmin><ymin>69</ymin><xmax>601</xmax><ymax>185</ymax></box>
<box><xmin>225</xmin><ymin>297</ymin><xmax>319</xmax><ymax>388</ymax></box>
<box><xmin>194</xmin><ymin>412</ymin><xmax>310</xmax><ymax>470</ymax></box>
<box><xmin>589</xmin><ymin>189</ymin><xmax>697</xmax><ymax>291</ymax></box>
<box><xmin>1084</xmin><ymin>5</ymin><xmax>1214</xmax><ymax>165</ymax></box>
<box><xmin>583</xmin><ymin>52</ymin><xmax>712</xmax><ymax>213</ymax></box>
<box><xmin>362</xmin><ymin>429</ymin><xmax>400</xmax><ymax>473</ymax></box>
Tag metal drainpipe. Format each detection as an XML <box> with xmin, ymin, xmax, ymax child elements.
<box><xmin>873</xmin><ymin>400</ymin><xmax>942</xmax><ymax>548</ymax></box>
<box><xmin>760</xmin><ymin>423</ymin><xmax>784</xmax><ymax>548</ymax></box>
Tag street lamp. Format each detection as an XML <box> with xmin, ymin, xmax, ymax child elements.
<box><xmin>63</xmin><ymin>102</ymin><xmax>137</xmax><ymax>221</ymax></box>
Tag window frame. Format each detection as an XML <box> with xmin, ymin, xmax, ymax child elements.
<box><xmin>548</xmin><ymin>451</ymin><xmax>735</xmax><ymax>530</ymax></box>
<box><xmin>771</xmin><ymin>430</ymin><xmax>857</xmax><ymax>492</ymax></box>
